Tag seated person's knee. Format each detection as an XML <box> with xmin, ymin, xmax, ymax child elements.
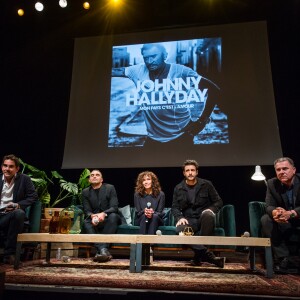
<box><xmin>13</xmin><ymin>209</ymin><xmax>26</xmax><ymax>222</ymax></box>
<box><xmin>107</xmin><ymin>212</ymin><xmax>121</xmax><ymax>224</ymax></box>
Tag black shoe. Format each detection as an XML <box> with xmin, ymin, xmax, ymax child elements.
<box><xmin>190</xmin><ymin>249</ymin><xmax>207</xmax><ymax>266</ymax></box>
<box><xmin>93</xmin><ymin>248</ymin><xmax>113</xmax><ymax>262</ymax></box>
<box><xmin>209</xmin><ymin>256</ymin><xmax>226</xmax><ymax>268</ymax></box>
<box><xmin>203</xmin><ymin>250</ymin><xmax>226</xmax><ymax>268</ymax></box>
<box><xmin>190</xmin><ymin>259</ymin><xmax>202</xmax><ymax>266</ymax></box>
<box><xmin>93</xmin><ymin>253</ymin><xmax>110</xmax><ymax>262</ymax></box>
<box><xmin>100</xmin><ymin>248</ymin><xmax>113</xmax><ymax>260</ymax></box>
<box><xmin>274</xmin><ymin>257</ymin><xmax>297</xmax><ymax>274</ymax></box>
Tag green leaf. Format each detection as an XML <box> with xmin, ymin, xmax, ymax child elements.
<box><xmin>59</xmin><ymin>180</ymin><xmax>78</xmax><ymax>195</ymax></box>
<box><xmin>31</xmin><ymin>177</ymin><xmax>47</xmax><ymax>187</ymax></box>
<box><xmin>51</xmin><ymin>171</ymin><xmax>63</xmax><ymax>179</ymax></box>
<box><xmin>40</xmin><ymin>192</ymin><xmax>51</xmax><ymax>205</ymax></box>
<box><xmin>78</xmin><ymin>168</ymin><xmax>91</xmax><ymax>189</ymax></box>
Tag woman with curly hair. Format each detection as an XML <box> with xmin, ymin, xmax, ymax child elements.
<box><xmin>134</xmin><ymin>171</ymin><xmax>165</xmax><ymax>234</ymax></box>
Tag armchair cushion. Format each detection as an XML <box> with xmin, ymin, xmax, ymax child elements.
<box><xmin>119</xmin><ymin>205</ymin><xmax>132</xmax><ymax>225</ymax></box>
<box><xmin>162</xmin><ymin>207</ymin><xmax>175</xmax><ymax>226</ymax></box>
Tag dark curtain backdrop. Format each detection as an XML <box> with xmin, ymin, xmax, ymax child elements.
<box><xmin>1</xmin><ymin>0</ymin><xmax>300</xmax><ymax>234</ymax></box>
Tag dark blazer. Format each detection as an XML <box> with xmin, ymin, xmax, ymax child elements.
<box><xmin>265</xmin><ymin>174</ymin><xmax>300</xmax><ymax>217</ymax></box>
<box><xmin>82</xmin><ymin>183</ymin><xmax>119</xmax><ymax>218</ymax></box>
<box><xmin>0</xmin><ymin>173</ymin><xmax>38</xmax><ymax>211</ymax></box>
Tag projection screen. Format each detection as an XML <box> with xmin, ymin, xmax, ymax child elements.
<box><xmin>62</xmin><ymin>21</ymin><xmax>282</xmax><ymax>168</ymax></box>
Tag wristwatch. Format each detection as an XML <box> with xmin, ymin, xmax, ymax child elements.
<box><xmin>290</xmin><ymin>213</ymin><xmax>296</xmax><ymax>219</ymax></box>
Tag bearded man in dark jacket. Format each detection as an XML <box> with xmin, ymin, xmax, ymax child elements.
<box><xmin>172</xmin><ymin>159</ymin><xmax>225</xmax><ymax>267</ymax></box>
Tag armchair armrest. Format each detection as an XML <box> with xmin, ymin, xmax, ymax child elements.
<box><xmin>216</xmin><ymin>204</ymin><xmax>236</xmax><ymax>237</ymax></box>
<box><xmin>248</xmin><ymin>201</ymin><xmax>266</xmax><ymax>237</ymax></box>
<box><xmin>25</xmin><ymin>200</ymin><xmax>42</xmax><ymax>233</ymax></box>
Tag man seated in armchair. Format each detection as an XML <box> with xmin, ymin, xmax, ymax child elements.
<box><xmin>261</xmin><ymin>157</ymin><xmax>300</xmax><ymax>274</ymax></box>
<box><xmin>171</xmin><ymin>159</ymin><xmax>225</xmax><ymax>268</ymax></box>
<box><xmin>0</xmin><ymin>154</ymin><xmax>38</xmax><ymax>265</ymax></box>
<box><xmin>82</xmin><ymin>169</ymin><xmax>121</xmax><ymax>263</ymax></box>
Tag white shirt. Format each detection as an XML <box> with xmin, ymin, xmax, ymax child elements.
<box><xmin>1</xmin><ymin>174</ymin><xmax>15</xmax><ymax>206</ymax></box>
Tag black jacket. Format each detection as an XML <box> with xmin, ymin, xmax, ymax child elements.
<box><xmin>0</xmin><ymin>173</ymin><xmax>38</xmax><ymax>211</ymax></box>
<box><xmin>171</xmin><ymin>177</ymin><xmax>223</xmax><ymax>221</ymax></box>
<box><xmin>265</xmin><ymin>173</ymin><xmax>300</xmax><ymax>217</ymax></box>
<box><xmin>82</xmin><ymin>183</ymin><xmax>119</xmax><ymax>218</ymax></box>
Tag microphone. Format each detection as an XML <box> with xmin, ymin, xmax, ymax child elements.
<box><xmin>242</xmin><ymin>231</ymin><xmax>250</xmax><ymax>237</ymax></box>
<box><xmin>156</xmin><ymin>230</ymin><xmax>162</xmax><ymax>236</ymax></box>
<box><xmin>145</xmin><ymin>202</ymin><xmax>151</xmax><ymax>223</ymax></box>
<box><xmin>92</xmin><ymin>215</ymin><xmax>99</xmax><ymax>225</ymax></box>
<box><xmin>241</xmin><ymin>231</ymin><xmax>250</xmax><ymax>252</ymax></box>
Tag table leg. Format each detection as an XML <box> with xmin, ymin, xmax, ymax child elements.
<box><xmin>249</xmin><ymin>247</ymin><xmax>256</xmax><ymax>270</ymax></box>
<box><xmin>264</xmin><ymin>246</ymin><xmax>274</xmax><ymax>278</ymax></box>
<box><xmin>46</xmin><ymin>242</ymin><xmax>51</xmax><ymax>263</ymax></box>
<box><xmin>14</xmin><ymin>242</ymin><xmax>22</xmax><ymax>269</ymax></box>
<box><xmin>135</xmin><ymin>243</ymin><xmax>142</xmax><ymax>273</ymax></box>
<box><xmin>142</xmin><ymin>243</ymin><xmax>150</xmax><ymax>265</ymax></box>
<box><xmin>129</xmin><ymin>243</ymin><xmax>137</xmax><ymax>273</ymax></box>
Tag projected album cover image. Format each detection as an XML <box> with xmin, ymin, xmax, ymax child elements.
<box><xmin>109</xmin><ymin>38</ymin><xmax>228</xmax><ymax>148</ymax></box>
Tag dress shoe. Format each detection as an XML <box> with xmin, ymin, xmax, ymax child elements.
<box><xmin>190</xmin><ymin>249</ymin><xmax>206</xmax><ymax>266</ymax></box>
<box><xmin>207</xmin><ymin>256</ymin><xmax>226</xmax><ymax>268</ymax></box>
<box><xmin>274</xmin><ymin>257</ymin><xmax>297</xmax><ymax>274</ymax></box>
<box><xmin>190</xmin><ymin>259</ymin><xmax>202</xmax><ymax>266</ymax></box>
<box><xmin>203</xmin><ymin>250</ymin><xmax>226</xmax><ymax>268</ymax></box>
<box><xmin>93</xmin><ymin>252</ymin><xmax>110</xmax><ymax>263</ymax></box>
<box><xmin>100</xmin><ymin>248</ymin><xmax>113</xmax><ymax>260</ymax></box>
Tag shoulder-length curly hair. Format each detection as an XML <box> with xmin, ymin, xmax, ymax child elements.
<box><xmin>135</xmin><ymin>171</ymin><xmax>161</xmax><ymax>197</ymax></box>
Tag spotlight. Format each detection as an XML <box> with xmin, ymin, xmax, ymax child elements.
<box><xmin>35</xmin><ymin>2</ymin><xmax>44</xmax><ymax>12</ymax></box>
<box><xmin>83</xmin><ymin>2</ymin><xmax>90</xmax><ymax>9</ymax></box>
<box><xmin>17</xmin><ymin>9</ymin><xmax>25</xmax><ymax>16</ymax></box>
<box><xmin>59</xmin><ymin>0</ymin><xmax>67</xmax><ymax>8</ymax></box>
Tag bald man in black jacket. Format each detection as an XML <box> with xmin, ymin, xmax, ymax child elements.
<box><xmin>82</xmin><ymin>169</ymin><xmax>121</xmax><ymax>262</ymax></box>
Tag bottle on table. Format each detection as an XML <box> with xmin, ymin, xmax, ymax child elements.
<box><xmin>49</xmin><ymin>210</ymin><xmax>60</xmax><ymax>234</ymax></box>
<box><xmin>59</xmin><ymin>211</ymin><xmax>72</xmax><ymax>234</ymax></box>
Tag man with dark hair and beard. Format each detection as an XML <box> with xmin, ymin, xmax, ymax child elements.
<box><xmin>171</xmin><ymin>159</ymin><xmax>225</xmax><ymax>267</ymax></box>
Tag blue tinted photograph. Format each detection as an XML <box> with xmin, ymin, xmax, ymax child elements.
<box><xmin>109</xmin><ymin>38</ymin><xmax>228</xmax><ymax>147</ymax></box>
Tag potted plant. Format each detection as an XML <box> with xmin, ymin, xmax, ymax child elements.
<box><xmin>20</xmin><ymin>159</ymin><xmax>90</xmax><ymax>208</ymax></box>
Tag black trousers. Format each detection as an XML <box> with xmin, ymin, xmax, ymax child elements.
<box><xmin>136</xmin><ymin>213</ymin><xmax>163</xmax><ymax>235</ymax></box>
<box><xmin>0</xmin><ymin>209</ymin><xmax>25</xmax><ymax>255</ymax></box>
<box><xmin>175</xmin><ymin>210</ymin><xmax>216</xmax><ymax>252</ymax></box>
<box><xmin>261</xmin><ymin>213</ymin><xmax>300</xmax><ymax>259</ymax></box>
<box><xmin>83</xmin><ymin>213</ymin><xmax>121</xmax><ymax>252</ymax></box>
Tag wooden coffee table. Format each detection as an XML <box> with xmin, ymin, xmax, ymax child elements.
<box><xmin>15</xmin><ymin>233</ymin><xmax>273</xmax><ymax>277</ymax></box>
